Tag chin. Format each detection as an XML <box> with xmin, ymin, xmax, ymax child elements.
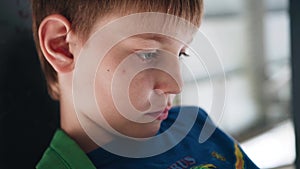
<box><xmin>123</xmin><ymin>121</ymin><xmax>162</xmax><ymax>139</ymax></box>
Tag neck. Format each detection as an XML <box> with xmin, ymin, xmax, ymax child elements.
<box><xmin>59</xmin><ymin>95</ymin><xmax>114</xmax><ymax>153</ymax></box>
<box><xmin>58</xmin><ymin>74</ymin><xmax>115</xmax><ymax>153</ymax></box>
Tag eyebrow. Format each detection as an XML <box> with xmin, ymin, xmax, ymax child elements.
<box><xmin>133</xmin><ymin>33</ymin><xmax>192</xmax><ymax>45</ymax></box>
<box><xmin>134</xmin><ymin>34</ymin><xmax>167</xmax><ymax>43</ymax></box>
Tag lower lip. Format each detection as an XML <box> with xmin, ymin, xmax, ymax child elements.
<box><xmin>156</xmin><ymin>110</ymin><xmax>169</xmax><ymax>120</ymax></box>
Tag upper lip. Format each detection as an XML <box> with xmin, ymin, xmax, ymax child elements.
<box><xmin>147</xmin><ymin>110</ymin><xmax>164</xmax><ymax>115</ymax></box>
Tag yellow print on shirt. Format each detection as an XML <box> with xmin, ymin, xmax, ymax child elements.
<box><xmin>211</xmin><ymin>151</ymin><xmax>226</xmax><ymax>162</ymax></box>
<box><xmin>190</xmin><ymin>164</ymin><xmax>217</xmax><ymax>169</ymax></box>
<box><xmin>234</xmin><ymin>143</ymin><xmax>245</xmax><ymax>169</ymax></box>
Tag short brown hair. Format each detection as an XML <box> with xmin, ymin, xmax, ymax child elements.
<box><xmin>31</xmin><ymin>0</ymin><xmax>204</xmax><ymax>100</ymax></box>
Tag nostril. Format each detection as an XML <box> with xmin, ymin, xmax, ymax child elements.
<box><xmin>153</xmin><ymin>89</ymin><xmax>164</xmax><ymax>95</ymax></box>
<box><xmin>148</xmin><ymin>89</ymin><xmax>167</xmax><ymax>111</ymax></box>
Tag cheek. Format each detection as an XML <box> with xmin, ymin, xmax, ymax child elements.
<box><xmin>94</xmin><ymin>68</ymin><xmax>113</xmax><ymax>118</ymax></box>
<box><xmin>95</xmin><ymin>65</ymin><xmax>153</xmax><ymax>111</ymax></box>
<box><xmin>94</xmin><ymin>51</ymin><xmax>121</xmax><ymax>101</ymax></box>
<box><xmin>129</xmin><ymin>72</ymin><xmax>154</xmax><ymax>111</ymax></box>
<box><xmin>95</xmin><ymin>65</ymin><xmax>112</xmax><ymax>97</ymax></box>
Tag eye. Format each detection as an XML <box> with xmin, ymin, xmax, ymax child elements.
<box><xmin>136</xmin><ymin>50</ymin><xmax>158</xmax><ymax>61</ymax></box>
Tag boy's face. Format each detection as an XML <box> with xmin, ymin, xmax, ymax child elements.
<box><xmin>71</xmin><ymin>14</ymin><xmax>196</xmax><ymax>139</ymax></box>
<box><xmin>94</xmin><ymin>34</ymin><xmax>185</xmax><ymax>138</ymax></box>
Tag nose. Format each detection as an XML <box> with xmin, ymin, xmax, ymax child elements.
<box><xmin>153</xmin><ymin>69</ymin><xmax>183</xmax><ymax>95</ymax></box>
<box><xmin>152</xmin><ymin>49</ymin><xmax>184</xmax><ymax>95</ymax></box>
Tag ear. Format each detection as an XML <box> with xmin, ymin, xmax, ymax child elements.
<box><xmin>38</xmin><ymin>14</ymin><xmax>75</xmax><ymax>73</ymax></box>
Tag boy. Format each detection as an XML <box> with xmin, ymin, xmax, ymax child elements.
<box><xmin>32</xmin><ymin>0</ymin><xmax>259</xmax><ymax>168</ymax></box>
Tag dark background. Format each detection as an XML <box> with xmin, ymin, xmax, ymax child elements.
<box><xmin>0</xmin><ymin>1</ymin><xmax>59</xmax><ymax>168</ymax></box>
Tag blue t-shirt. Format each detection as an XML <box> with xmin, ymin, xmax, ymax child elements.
<box><xmin>87</xmin><ymin>106</ymin><xmax>259</xmax><ymax>169</ymax></box>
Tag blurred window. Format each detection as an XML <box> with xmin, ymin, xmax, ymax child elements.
<box><xmin>178</xmin><ymin>0</ymin><xmax>294</xmax><ymax>168</ymax></box>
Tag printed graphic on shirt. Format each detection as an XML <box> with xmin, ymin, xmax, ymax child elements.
<box><xmin>167</xmin><ymin>156</ymin><xmax>196</xmax><ymax>169</ymax></box>
<box><xmin>234</xmin><ymin>143</ymin><xmax>245</xmax><ymax>169</ymax></box>
<box><xmin>211</xmin><ymin>151</ymin><xmax>226</xmax><ymax>162</ymax></box>
<box><xmin>167</xmin><ymin>145</ymin><xmax>246</xmax><ymax>169</ymax></box>
<box><xmin>190</xmin><ymin>164</ymin><xmax>217</xmax><ymax>169</ymax></box>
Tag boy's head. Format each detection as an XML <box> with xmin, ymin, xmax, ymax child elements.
<box><xmin>31</xmin><ymin>1</ymin><xmax>204</xmax><ymax>140</ymax></box>
<box><xmin>31</xmin><ymin>0</ymin><xmax>203</xmax><ymax>100</ymax></box>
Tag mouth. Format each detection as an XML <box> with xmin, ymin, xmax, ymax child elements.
<box><xmin>146</xmin><ymin>106</ymin><xmax>171</xmax><ymax>121</ymax></box>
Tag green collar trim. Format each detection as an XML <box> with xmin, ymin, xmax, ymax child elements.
<box><xmin>50</xmin><ymin>129</ymin><xmax>96</xmax><ymax>169</ymax></box>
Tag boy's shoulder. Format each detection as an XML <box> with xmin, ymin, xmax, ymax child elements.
<box><xmin>36</xmin><ymin>129</ymin><xmax>96</xmax><ymax>169</ymax></box>
<box><xmin>168</xmin><ymin>106</ymin><xmax>209</xmax><ymax>119</ymax></box>
<box><xmin>160</xmin><ymin>106</ymin><xmax>213</xmax><ymax>133</ymax></box>
<box><xmin>37</xmin><ymin>106</ymin><xmax>259</xmax><ymax>169</ymax></box>
<box><xmin>162</xmin><ymin>106</ymin><xmax>259</xmax><ymax>169</ymax></box>
<box><xmin>163</xmin><ymin>106</ymin><xmax>237</xmax><ymax>151</ymax></box>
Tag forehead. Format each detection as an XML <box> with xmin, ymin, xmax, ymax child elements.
<box><xmin>89</xmin><ymin>13</ymin><xmax>198</xmax><ymax>45</ymax></box>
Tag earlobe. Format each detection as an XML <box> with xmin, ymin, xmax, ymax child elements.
<box><xmin>39</xmin><ymin>14</ymin><xmax>75</xmax><ymax>73</ymax></box>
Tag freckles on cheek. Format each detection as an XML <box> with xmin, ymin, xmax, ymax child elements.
<box><xmin>94</xmin><ymin>65</ymin><xmax>114</xmax><ymax>97</ymax></box>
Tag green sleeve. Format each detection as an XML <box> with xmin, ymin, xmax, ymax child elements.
<box><xmin>36</xmin><ymin>129</ymin><xmax>96</xmax><ymax>169</ymax></box>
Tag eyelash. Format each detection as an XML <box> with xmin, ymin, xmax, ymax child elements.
<box><xmin>179</xmin><ymin>52</ymin><xmax>190</xmax><ymax>58</ymax></box>
<box><xmin>137</xmin><ymin>52</ymin><xmax>157</xmax><ymax>60</ymax></box>
<box><xmin>136</xmin><ymin>50</ymin><xmax>190</xmax><ymax>61</ymax></box>
<box><xmin>136</xmin><ymin>50</ymin><xmax>158</xmax><ymax>61</ymax></box>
